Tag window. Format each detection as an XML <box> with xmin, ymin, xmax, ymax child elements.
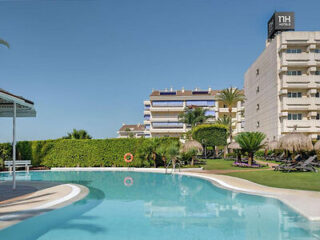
<box><xmin>145</xmin><ymin>124</ymin><xmax>150</xmax><ymax>130</ymax></box>
<box><xmin>223</xmin><ymin>104</ymin><xmax>227</xmax><ymax>108</ymax></box>
<box><xmin>256</xmin><ymin>86</ymin><xmax>260</xmax><ymax>93</ymax></box>
<box><xmin>287</xmin><ymin>70</ymin><xmax>302</xmax><ymax>76</ymax></box>
<box><xmin>144</xmin><ymin>115</ymin><xmax>150</xmax><ymax>120</ymax></box>
<box><xmin>256</xmin><ymin>68</ymin><xmax>259</xmax><ymax>76</ymax></box>
<box><xmin>256</xmin><ymin>121</ymin><xmax>260</xmax><ymax>128</ymax></box>
<box><xmin>256</xmin><ymin>104</ymin><xmax>260</xmax><ymax>111</ymax></box>
<box><xmin>205</xmin><ymin>110</ymin><xmax>215</xmax><ymax>117</ymax></box>
<box><xmin>315</xmin><ymin>49</ymin><xmax>320</xmax><ymax>53</ymax></box>
<box><xmin>287</xmin><ymin>92</ymin><xmax>302</xmax><ymax>98</ymax></box>
<box><xmin>286</xmin><ymin>49</ymin><xmax>302</xmax><ymax>53</ymax></box>
<box><xmin>316</xmin><ymin>92</ymin><xmax>320</xmax><ymax>98</ymax></box>
<box><xmin>317</xmin><ymin>113</ymin><xmax>320</xmax><ymax>120</ymax></box>
<box><xmin>152</xmin><ymin>101</ymin><xmax>183</xmax><ymax>107</ymax></box>
<box><xmin>288</xmin><ymin>113</ymin><xmax>302</xmax><ymax>120</ymax></box>
<box><xmin>152</xmin><ymin>122</ymin><xmax>183</xmax><ymax>128</ymax></box>
<box><xmin>317</xmin><ymin>135</ymin><xmax>320</xmax><ymax>140</ymax></box>
<box><xmin>315</xmin><ymin>71</ymin><xmax>320</xmax><ymax>75</ymax></box>
<box><xmin>186</xmin><ymin>100</ymin><xmax>215</xmax><ymax>107</ymax></box>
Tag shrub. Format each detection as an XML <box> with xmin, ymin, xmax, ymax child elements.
<box><xmin>192</xmin><ymin>124</ymin><xmax>228</xmax><ymax>147</ymax></box>
<box><xmin>1</xmin><ymin>137</ymin><xmax>179</xmax><ymax>168</ymax></box>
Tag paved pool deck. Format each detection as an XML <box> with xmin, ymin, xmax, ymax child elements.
<box><xmin>0</xmin><ymin>181</ymin><xmax>88</xmax><ymax>230</ymax></box>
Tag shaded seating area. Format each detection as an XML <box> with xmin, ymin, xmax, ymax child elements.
<box><xmin>0</xmin><ymin>89</ymin><xmax>36</xmax><ymax>189</ymax></box>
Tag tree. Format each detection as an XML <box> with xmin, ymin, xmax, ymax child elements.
<box><xmin>235</xmin><ymin>132</ymin><xmax>266</xmax><ymax>166</ymax></box>
<box><xmin>0</xmin><ymin>38</ymin><xmax>9</xmax><ymax>48</ymax></box>
<box><xmin>136</xmin><ymin>138</ymin><xmax>160</xmax><ymax>167</ymax></box>
<box><xmin>216</xmin><ymin>115</ymin><xmax>232</xmax><ymax>129</ymax></box>
<box><xmin>216</xmin><ymin>87</ymin><xmax>245</xmax><ymax>142</ymax></box>
<box><xmin>187</xmin><ymin>148</ymin><xmax>198</xmax><ymax>166</ymax></box>
<box><xmin>192</xmin><ymin>124</ymin><xmax>228</xmax><ymax>148</ymax></box>
<box><xmin>63</xmin><ymin>129</ymin><xmax>92</xmax><ymax>139</ymax></box>
<box><xmin>178</xmin><ymin>107</ymin><xmax>211</xmax><ymax>128</ymax></box>
<box><xmin>166</xmin><ymin>144</ymin><xmax>180</xmax><ymax>170</ymax></box>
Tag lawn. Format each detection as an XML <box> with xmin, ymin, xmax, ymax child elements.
<box><xmin>201</xmin><ymin>158</ymin><xmax>261</xmax><ymax>170</ymax></box>
<box><xmin>225</xmin><ymin>170</ymin><xmax>320</xmax><ymax>192</ymax></box>
<box><xmin>200</xmin><ymin>158</ymin><xmax>320</xmax><ymax>191</ymax></box>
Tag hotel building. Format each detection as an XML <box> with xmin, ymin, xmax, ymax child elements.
<box><xmin>143</xmin><ymin>88</ymin><xmax>244</xmax><ymax>138</ymax></box>
<box><xmin>244</xmin><ymin>14</ymin><xmax>320</xmax><ymax>140</ymax></box>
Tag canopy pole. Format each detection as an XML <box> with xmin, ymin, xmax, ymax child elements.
<box><xmin>13</xmin><ymin>102</ymin><xmax>16</xmax><ymax>190</ymax></box>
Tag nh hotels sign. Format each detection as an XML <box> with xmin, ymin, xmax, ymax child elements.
<box><xmin>268</xmin><ymin>12</ymin><xmax>295</xmax><ymax>39</ymax></box>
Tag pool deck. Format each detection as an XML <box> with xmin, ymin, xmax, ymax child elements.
<box><xmin>0</xmin><ymin>181</ymin><xmax>88</xmax><ymax>230</ymax></box>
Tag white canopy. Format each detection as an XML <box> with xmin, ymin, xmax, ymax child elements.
<box><xmin>0</xmin><ymin>89</ymin><xmax>36</xmax><ymax>190</ymax></box>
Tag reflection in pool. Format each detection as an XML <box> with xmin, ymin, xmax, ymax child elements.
<box><xmin>0</xmin><ymin>171</ymin><xmax>319</xmax><ymax>240</ymax></box>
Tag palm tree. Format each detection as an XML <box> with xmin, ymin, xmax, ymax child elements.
<box><xmin>156</xmin><ymin>145</ymin><xmax>168</xmax><ymax>166</ymax></box>
<box><xmin>63</xmin><ymin>129</ymin><xmax>92</xmax><ymax>139</ymax></box>
<box><xmin>0</xmin><ymin>38</ymin><xmax>9</xmax><ymax>48</ymax></box>
<box><xmin>216</xmin><ymin>87</ymin><xmax>245</xmax><ymax>142</ymax></box>
<box><xmin>178</xmin><ymin>107</ymin><xmax>210</xmax><ymax>128</ymax></box>
<box><xmin>216</xmin><ymin>115</ymin><xmax>232</xmax><ymax>129</ymax></box>
<box><xmin>235</xmin><ymin>132</ymin><xmax>265</xmax><ymax>166</ymax></box>
<box><xmin>166</xmin><ymin>144</ymin><xmax>180</xmax><ymax>170</ymax></box>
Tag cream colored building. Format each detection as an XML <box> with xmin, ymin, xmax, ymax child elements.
<box><xmin>117</xmin><ymin>123</ymin><xmax>147</xmax><ymax>138</ymax></box>
<box><xmin>244</xmin><ymin>31</ymin><xmax>320</xmax><ymax>140</ymax></box>
<box><xmin>144</xmin><ymin>88</ymin><xmax>244</xmax><ymax>138</ymax></box>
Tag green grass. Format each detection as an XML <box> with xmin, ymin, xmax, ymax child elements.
<box><xmin>201</xmin><ymin>159</ymin><xmax>254</xmax><ymax>170</ymax></box>
<box><xmin>224</xmin><ymin>170</ymin><xmax>320</xmax><ymax>192</ymax></box>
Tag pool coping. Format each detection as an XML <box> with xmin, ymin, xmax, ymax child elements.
<box><xmin>0</xmin><ymin>183</ymin><xmax>88</xmax><ymax>230</ymax></box>
<box><xmin>50</xmin><ymin>167</ymin><xmax>320</xmax><ymax>221</ymax></box>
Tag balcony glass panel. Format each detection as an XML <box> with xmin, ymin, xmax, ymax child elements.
<box><xmin>205</xmin><ymin>110</ymin><xmax>215</xmax><ymax>116</ymax></box>
<box><xmin>144</xmin><ymin>105</ymin><xmax>150</xmax><ymax>110</ymax></box>
<box><xmin>144</xmin><ymin>115</ymin><xmax>150</xmax><ymax>120</ymax></box>
<box><xmin>152</xmin><ymin>101</ymin><xmax>183</xmax><ymax>107</ymax></box>
<box><xmin>186</xmin><ymin>100</ymin><xmax>215</xmax><ymax>107</ymax></box>
<box><xmin>145</xmin><ymin>124</ymin><xmax>150</xmax><ymax>130</ymax></box>
<box><xmin>152</xmin><ymin>122</ymin><xmax>183</xmax><ymax>128</ymax></box>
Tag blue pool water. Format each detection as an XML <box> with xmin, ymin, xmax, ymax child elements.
<box><xmin>0</xmin><ymin>171</ymin><xmax>319</xmax><ymax>240</ymax></box>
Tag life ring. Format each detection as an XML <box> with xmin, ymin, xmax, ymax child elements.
<box><xmin>124</xmin><ymin>153</ymin><xmax>134</xmax><ymax>163</ymax></box>
<box><xmin>124</xmin><ymin>176</ymin><xmax>133</xmax><ymax>187</ymax></box>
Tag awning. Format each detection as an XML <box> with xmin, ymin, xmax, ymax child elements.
<box><xmin>0</xmin><ymin>89</ymin><xmax>36</xmax><ymax>117</ymax></box>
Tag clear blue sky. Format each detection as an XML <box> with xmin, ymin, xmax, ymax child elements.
<box><xmin>1</xmin><ymin>0</ymin><xmax>320</xmax><ymax>141</ymax></box>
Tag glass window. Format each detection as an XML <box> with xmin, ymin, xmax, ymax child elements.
<box><xmin>288</xmin><ymin>113</ymin><xmax>302</xmax><ymax>120</ymax></box>
<box><xmin>144</xmin><ymin>115</ymin><xmax>150</xmax><ymax>120</ymax></box>
<box><xmin>287</xmin><ymin>92</ymin><xmax>302</xmax><ymax>98</ymax></box>
<box><xmin>287</xmin><ymin>70</ymin><xmax>302</xmax><ymax>76</ymax></box>
<box><xmin>152</xmin><ymin>101</ymin><xmax>183</xmax><ymax>107</ymax></box>
<box><xmin>315</xmin><ymin>49</ymin><xmax>320</xmax><ymax>53</ymax></box>
<box><xmin>317</xmin><ymin>113</ymin><xmax>320</xmax><ymax>120</ymax></box>
<box><xmin>315</xmin><ymin>71</ymin><xmax>320</xmax><ymax>75</ymax></box>
<box><xmin>160</xmin><ymin>92</ymin><xmax>176</xmax><ymax>95</ymax></box>
<box><xmin>286</xmin><ymin>49</ymin><xmax>302</xmax><ymax>53</ymax></box>
<box><xmin>316</xmin><ymin>92</ymin><xmax>320</xmax><ymax>98</ymax></box>
<box><xmin>152</xmin><ymin>122</ymin><xmax>183</xmax><ymax>128</ymax></box>
<box><xmin>205</xmin><ymin>110</ymin><xmax>215</xmax><ymax>116</ymax></box>
<box><xmin>186</xmin><ymin>100</ymin><xmax>215</xmax><ymax>107</ymax></box>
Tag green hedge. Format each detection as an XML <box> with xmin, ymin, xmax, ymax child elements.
<box><xmin>0</xmin><ymin>138</ymin><xmax>179</xmax><ymax>168</ymax></box>
<box><xmin>192</xmin><ymin>124</ymin><xmax>227</xmax><ymax>147</ymax></box>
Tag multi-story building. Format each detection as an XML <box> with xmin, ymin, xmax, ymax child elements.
<box><xmin>117</xmin><ymin>123</ymin><xmax>148</xmax><ymax>138</ymax></box>
<box><xmin>143</xmin><ymin>88</ymin><xmax>244</xmax><ymax>138</ymax></box>
<box><xmin>244</xmin><ymin>25</ymin><xmax>320</xmax><ymax>140</ymax></box>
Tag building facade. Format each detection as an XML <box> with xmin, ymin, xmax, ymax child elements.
<box><xmin>143</xmin><ymin>88</ymin><xmax>244</xmax><ymax>138</ymax></box>
<box><xmin>117</xmin><ymin>124</ymin><xmax>147</xmax><ymax>138</ymax></box>
<box><xmin>244</xmin><ymin>31</ymin><xmax>320</xmax><ymax>140</ymax></box>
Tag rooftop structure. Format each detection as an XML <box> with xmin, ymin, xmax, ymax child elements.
<box><xmin>117</xmin><ymin>123</ymin><xmax>147</xmax><ymax>138</ymax></box>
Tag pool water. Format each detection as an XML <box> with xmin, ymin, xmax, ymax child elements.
<box><xmin>0</xmin><ymin>171</ymin><xmax>319</xmax><ymax>240</ymax></box>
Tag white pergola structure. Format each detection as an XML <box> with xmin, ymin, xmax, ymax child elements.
<box><xmin>0</xmin><ymin>89</ymin><xmax>36</xmax><ymax>190</ymax></box>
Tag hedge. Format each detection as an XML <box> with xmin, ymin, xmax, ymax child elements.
<box><xmin>192</xmin><ymin>124</ymin><xmax>228</xmax><ymax>147</ymax></box>
<box><xmin>0</xmin><ymin>137</ymin><xmax>179</xmax><ymax>168</ymax></box>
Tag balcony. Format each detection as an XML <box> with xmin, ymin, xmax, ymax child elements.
<box><xmin>218</xmin><ymin>108</ymin><xmax>238</xmax><ymax>113</ymax></box>
<box><xmin>150</xmin><ymin>106</ymin><xmax>184</xmax><ymax>112</ymax></box>
<box><xmin>150</xmin><ymin>128</ymin><xmax>186</xmax><ymax>133</ymax></box>
<box><xmin>281</xmin><ymin>75</ymin><xmax>320</xmax><ymax>89</ymax></box>
<box><xmin>281</xmin><ymin>119</ymin><xmax>320</xmax><ymax>133</ymax></box>
<box><xmin>282</xmin><ymin>97</ymin><xmax>311</xmax><ymax>111</ymax></box>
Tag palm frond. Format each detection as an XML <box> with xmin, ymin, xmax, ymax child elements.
<box><xmin>0</xmin><ymin>39</ymin><xmax>10</xmax><ymax>48</ymax></box>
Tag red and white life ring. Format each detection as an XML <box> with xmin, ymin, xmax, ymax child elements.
<box><xmin>124</xmin><ymin>153</ymin><xmax>134</xmax><ymax>163</ymax></box>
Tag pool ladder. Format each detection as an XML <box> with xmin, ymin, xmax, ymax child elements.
<box><xmin>165</xmin><ymin>160</ymin><xmax>181</xmax><ymax>174</ymax></box>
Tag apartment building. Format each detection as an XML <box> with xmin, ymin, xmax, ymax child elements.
<box><xmin>143</xmin><ymin>88</ymin><xmax>244</xmax><ymax>138</ymax></box>
<box><xmin>244</xmin><ymin>30</ymin><xmax>320</xmax><ymax>140</ymax></box>
<box><xmin>117</xmin><ymin>124</ymin><xmax>147</xmax><ymax>138</ymax></box>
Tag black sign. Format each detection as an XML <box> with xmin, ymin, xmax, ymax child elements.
<box><xmin>268</xmin><ymin>12</ymin><xmax>295</xmax><ymax>39</ymax></box>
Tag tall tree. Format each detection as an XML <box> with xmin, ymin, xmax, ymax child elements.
<box><xmin>63</xmin><ymin>129</ymin><xmax>92</xmax><ymax>139</ymax></box>
<box><xmin>178</xmin><ymin>107</ymin><xmax>211</xmax><ymax>128</ymax></box>
<box><xmin>235</xmin><ymin>132</ymin><xmax>265</xmax><ymax>166</ymax></box>
<box><xmin>0</xmin><ymin>38</ymin><xmax>9</xmax><ymax>48</ymax></box>
<box><xmin>216</xmin><ymin>87</ymin><xmax>245</xmax><ymax>142</ymax></box>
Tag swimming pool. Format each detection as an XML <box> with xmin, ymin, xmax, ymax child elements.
<box><xmin>0</xmin><ymin>171</ymin><xmax>319</xmax><ymax>240</ymax></box>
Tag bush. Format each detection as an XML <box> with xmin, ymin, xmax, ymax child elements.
<box><xmin>1</xmin><ymin>138</ymin><xmax>179</xmax><ymax>168</ymax></box>
<box><xmin>192</xmin><ymin>124</ymin><xmax>228</xmax><ymax>147</ymax></box>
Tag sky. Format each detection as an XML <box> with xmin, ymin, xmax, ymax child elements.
<box><xmin>0</xmin><ymin>0</ymin><xmax>320</xmax><ymax>142</ymax></box>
